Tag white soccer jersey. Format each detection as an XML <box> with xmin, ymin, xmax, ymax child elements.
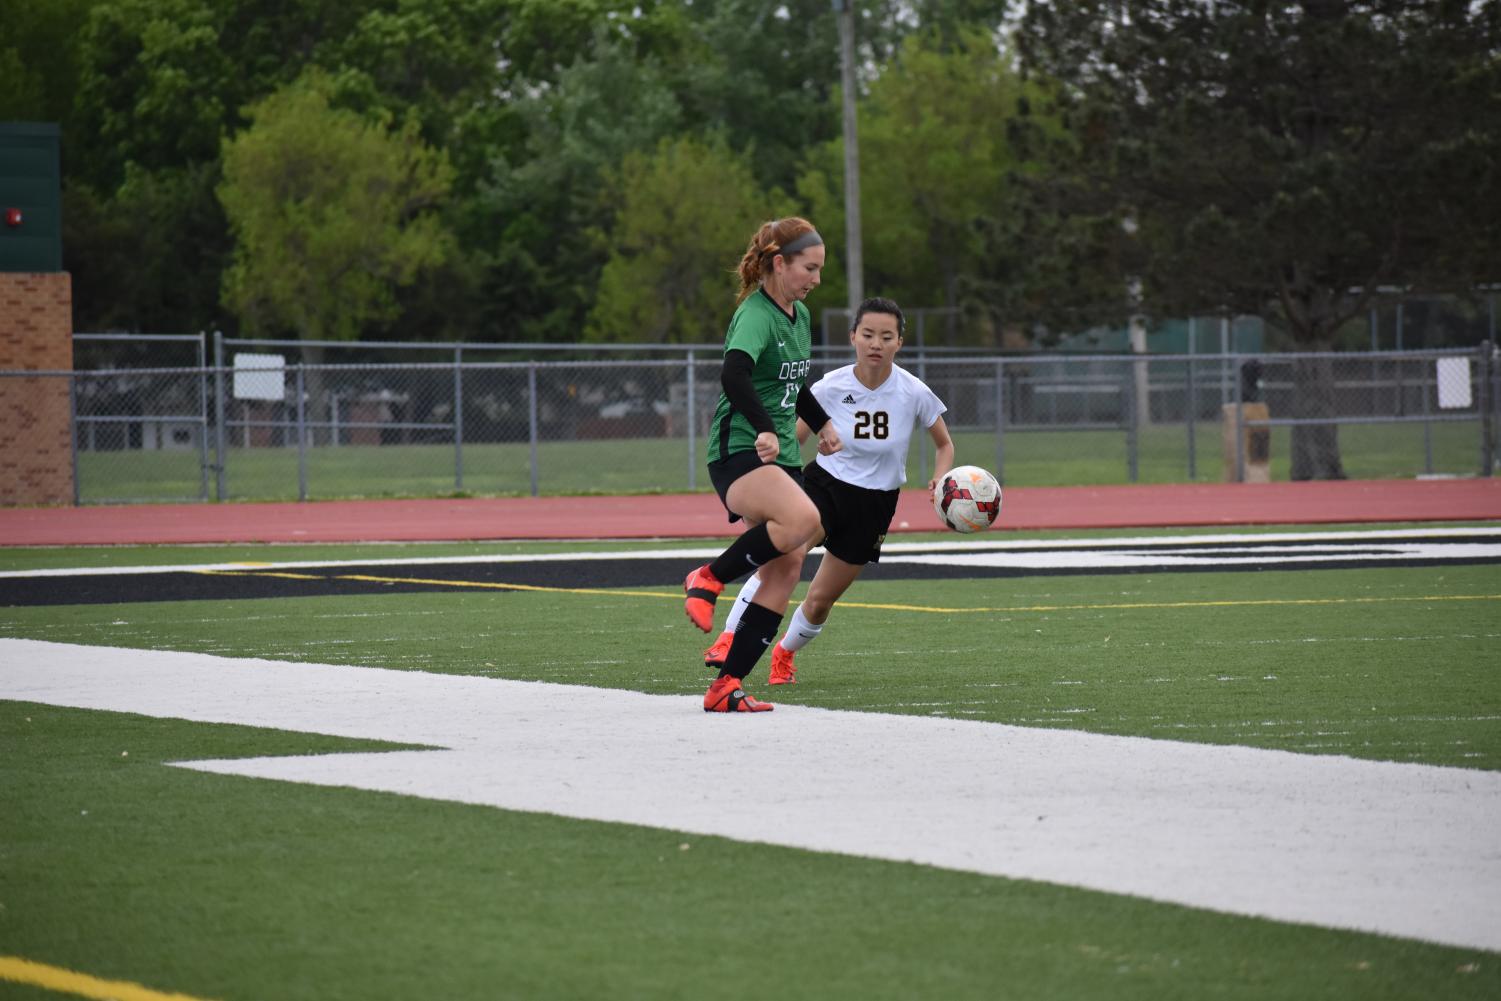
<box><xmin>810</xmin><ymin>363</ymin><xmax>946</xmax><ymax>490</ymax></box>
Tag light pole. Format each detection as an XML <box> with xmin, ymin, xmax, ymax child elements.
<box><xmin>835</xmin><ymin>0</ymin><xmax>863</xmax><ymax>316</ymax></box>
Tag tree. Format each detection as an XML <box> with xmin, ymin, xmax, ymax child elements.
<box><xmin>65</xmin><ymin>0</ymin><xmax>506</xmax><ymax>337</ymax></box>
<box><xmin>800</xmin><ymin>29</ymin><xmax>1053</xmax><ymax>343</ymax></box>
<box><xmin>475</xmin><ymin>29</ymin><xmax>685</xmax><ymax>342</ymax></box>
<box><xmin>587</xmin><ymin>137</ymin><xmax>791</xmax><ymax>343</ymax></box>
<box><xmin>1019</xmin><ymin>0</ymin><xmax>1501</xmax><ymax>479</ymax></box>
<box><xmin>218</xmin><ymin>71</ymin><xmax>454</xmax><ymax>346</ymax></box>
<box><xmin>0</xmin><ymin>0</ymin><xmax>96</xmax><ymax>122</ymax></box>
<box><xmin>64</xmin><ymin>162</ymin><xmax>231</xmax><ymax>334</ymax></box>
<box><xmin>71</xmin><ymin>0</ymin><xmax>234</xmax><ymax>191</ymax></box>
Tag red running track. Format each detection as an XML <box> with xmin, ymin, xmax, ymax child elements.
<box><xmin>1</xmin><ymin>478</ymin><xmax>1498</xmax><ymax>546</ymax></box>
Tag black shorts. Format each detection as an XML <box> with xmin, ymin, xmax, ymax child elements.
<box><xmin>802</xmin><ymin>460</ymin><xmax>900</xmax><ymax>565</ymax></box>
<box><xmin>707</xmin><ymin>450</ymin><xmax>804</xmax><ymax>524</ymax></box>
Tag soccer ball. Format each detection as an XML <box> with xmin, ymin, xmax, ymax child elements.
<box><xmin>933</xmin><ymin>465</ymin><xmax>1002</xmax><ymax>533</ymax></box>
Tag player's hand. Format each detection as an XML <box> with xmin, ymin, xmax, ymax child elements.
<box><xmin>817</xmin><ymin>424</ymin><xmax>842</xmax><ymax>456</ymax></box>
<box><xmin>755</xmin><ymin>431</ymin><xmax>780</xmax><ymax>463</ymax></box>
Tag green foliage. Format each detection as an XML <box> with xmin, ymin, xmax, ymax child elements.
<box><xmin>319</xmin><ymin>0</ymin><xmax>513</xmax><ymax>170</ymax></box>
<box><xmin>0</xmin><ymin>0</ymin><xmax>98</xmax><ymax>122</ymax></box>
<box><xmin>60</xmin><ymin>0</ymin><xmax>511</xmax><ymax>337</ymax></box>
<box><xmin>1018</xmin><ymin>0</ymin><xmax>1501</xmax><ymax>343</ymax></box>
<box><xmin>44</xmin><ymin>0</ymin><xmax>1027</xmax><ymax>342</ymax></box>
<box><xmin>476</xmin><ymin>29</ymin><xmax>685</xmax><ymax>342</ymax></box>
<box><xmin>1018</xmin><ymin>0</ymin><xmax>1501</xmax><ymax>477</ymax></box>
<box><xmin>0</xmin><ymin>47</ymin><xmax>47</xmax><ymax>120</ymax></box>
<box><xmin>587</xmin><ymin>137</ymin><xmax>792</xmax><ymax>343</ymax></box>
<box><xmin>60</xmin><ymin>0</ymin><xmax>239</xmax><ymax>333</ymax></box>
<box><xmin>35</xmin><ymin>0</ymin><xmax>1498</xmax><ymax>355</ymax></box>
<box><xmin>64</xmin><ymin>163</ymin><xmax>230</xmax><ymax>333</ymax></box>
<box><xmin>830</xmin><ymin>32</ymin><xmax>1052</xmax><ymax>333</ymax></box>
<box><xmin>218</xmin><ymin>72</ymin><xmax>455</xmax><ymax>342</ymax></box>
<box><xmin>71</xmin><ymin>0</ymin><xmax>231</xmax><ymax>190</ymax></box>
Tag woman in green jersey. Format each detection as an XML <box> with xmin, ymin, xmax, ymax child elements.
<box><xmin>684</xmin><ymin>217</ymin><xmax>842</xmax><ymax>713</ymax></box>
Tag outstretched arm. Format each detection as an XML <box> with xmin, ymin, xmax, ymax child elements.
<box><xmin>925</xmin><ymin>415</ymin><xmax>955</xmax><ymax>493</ymax></box>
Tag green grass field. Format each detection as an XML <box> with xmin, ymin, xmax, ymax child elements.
<box><xmin>2</xmin><ymin>528</ymin><xmax>1499</xmax><ymax>999</ymax></box>
<box><xmin>75</xmin><ymin>418</ymin><xmax>1490</xmax><ymax>502</ymax></box>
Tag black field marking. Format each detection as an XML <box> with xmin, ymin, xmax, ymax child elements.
<box><xmin>4</xmin><ymin>533</ymin><xmax>1500</xmax><ymax>608</ymax></box>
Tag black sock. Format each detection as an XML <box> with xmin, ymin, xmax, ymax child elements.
<box><xmin>721</xmin><ymin>601</ymin><xmax>783</xmax><ymax>680</ymax></box>
<box><xmin>708</xmin><ymin>522</ymin><xmax>784</xmax><ymax>585</ymax></box>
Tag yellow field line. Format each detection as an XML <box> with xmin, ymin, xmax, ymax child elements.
<box><xmin>0</xmin><ymin>956</ymin><xmax>215</xmax><ymax>1001</ymax></box>
<box><xmin>335</xmin><ymin>573</ymin><xmax>676</xmax><ymax>600</ymax></box>
<box><xmin>227</xmin><ymin>570</ymin><xmax>1501</xmax><ymax>616</ymax></box>
<box><xmin>195</xmin><ymin>569</ymin><xmax>328</xmax><ymax>581</ymax></box>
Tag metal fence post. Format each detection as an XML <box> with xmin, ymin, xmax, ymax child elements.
<box><xmin>196</xmin><ymin>331</ymin><xmax>209</xmax><ymax>501</ymax></box>
<box><xmin>1493</xmin><ymin>339</ymin><xmax>1500</xmax><ymax>476</ymax></box>
<box><xmin>1186</xmin><ymin>353</ymin><xmax>1198</xmax><ymax>481</ymax></box>
<box><xmin>68</xmin><ymin>373</ymin><xmax>81</xmax><ymax>505</ymax></box>
<box><xmin>1233</xmin><ymin>353</ymin><xmax>1246</xmax><ymax>483</ymax></box>
<box><xmin>915</xmin><ymin>349</ymin><xmax>930</xmax><ymax>481</ymax></box>
<box><xmin>1219</xmin><ymin>315</ymin><xmax>1230</xmax><ymax>407</ymax></box>
<box><xmin>527</xmin><ymin>363</ymin><xmax>540</xmax><ymax>497</ymax></box>
<box><xmin>1125</xmin><ymin>359</ymin><xmax>1139</xmax><ymax>483</ymax></box>
<box><xmin>1481</xmin><ymin>341</ymin><xmax>1495</xmax><ymax>477</ymax></box>
<box><xmin>1421</xmin><ymin>360</ymin><xmax>1433</xmax><ymax>475</ymax></box>
<box><xmin>994</xmin><ymin>358</ymin><xmax>1006</xmax><ymax>485</ymax></box>
<box><xmin>213</xmin><ymin>330</ymin><xmax>227</xmax><ymax>501</ymax></box>
<box><xmin>296</xmin><ymin>364</ymin><xmax>308</xmax><ymax>501</ymax></box>
<box><xmin>453</xmin><ymin>345</ymin><xmax>464</xmax><ymax>492</ymax></box>
<box><xmin>686</xmin><ymin>350</ymin><xmax>697</xmax><ymax>490</ymax></box>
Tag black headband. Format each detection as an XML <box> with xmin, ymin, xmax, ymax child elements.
<box><xmin>774</xmin><ymin>229</ymin><xmax>823</xmax><ymax>260</ymax></box>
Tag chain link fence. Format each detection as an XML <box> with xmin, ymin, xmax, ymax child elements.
<box><xmin>20</xmin><ymin>334</ymin><xmax>1499</xmax><ymax>504</ymax></box>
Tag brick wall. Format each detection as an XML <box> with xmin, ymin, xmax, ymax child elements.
<box><xmin>1</xmin><ymin>272</ymin><xmax>74</xmax><ymax>505</ymax></box>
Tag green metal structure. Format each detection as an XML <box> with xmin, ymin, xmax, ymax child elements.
<box><xmin>0</xmin><ymin>122</ymin><xmax>62</xmax><ymax>272</ymax></box>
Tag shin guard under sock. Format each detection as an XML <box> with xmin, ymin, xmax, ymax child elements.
<box><xmin>720</xmin><ymin>601</ymin><xmax>784</xmax><ymax>680</ymax></box>
<box><xmin>708</xmin><ymin>523</ymin><xmax>784</xmax><ymax>585</ymax></box>
<box><xmin>723</xmin><ymin>573</ymin><xmax>764</xmax><ymax>634</ymax></box>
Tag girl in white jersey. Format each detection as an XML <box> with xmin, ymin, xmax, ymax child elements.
<box><xmin>705</xmin><ymin>297</ymin><xmax>954</xmax><ymax>684</ymax></box>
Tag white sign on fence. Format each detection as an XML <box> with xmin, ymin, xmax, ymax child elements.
<box><xmin>1436</xmin><ymin>357</ymin><xmax>1472</xmax><ymax>410</ymax></box>
<box><xmin>233</xmin><ymin>353</ymin><xmax>286</xmax><ymax>402</ymax></box>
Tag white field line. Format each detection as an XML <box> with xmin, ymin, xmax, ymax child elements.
<box><xmin>4</xmin><ymin>526</ymin><xmax>1499</xmax><ymax>578</ymax></box>
<box><xmin>882</xmin><ymin>542</ymin><xmax>1501</xmax><ymax>571</ymax></box>
<box><xmin>3</xmin><ymin>638</ymin><xmax>1498</xmax><ymax>953</ymax></box>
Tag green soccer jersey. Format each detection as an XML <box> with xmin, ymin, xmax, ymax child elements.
<box><xmin>707</xmin><ymin>288</ymin><xmax>814</xmax><ymax>467</ymax></box>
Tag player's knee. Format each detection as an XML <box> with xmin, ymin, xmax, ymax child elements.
<box><xmin>788</xmin><ymin>500</ymin><xmax>821</xmax><ymax>546</ymax></box>
<box><xmin>767</xmin><ymin>497</ymin><xmax>820</xmax><ymax>552</ymax></box>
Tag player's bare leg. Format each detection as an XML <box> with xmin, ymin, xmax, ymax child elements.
<box><xmin>724</xmin><ymin>465</ymin><xmax>821</xmax><ymax>558</ymax></box>
<box><xmin>771</xmin><ymin>549</ymin><xmax>863</xmax><ymax>685</ymax></box>
<box><xmin>800</xmin><ymin>550</ymin><xmax>864</xmax><ymax>625</ymax></box>
<box><xmin>684</xmin><ymin>466</ymin><xmax>817</xmax><ymax>632</ymax></box>
<box><xmin>697</xmin><ymin>465</ymin><xmax>818</xmax><ymax>708</ymax></box>
<box><xmin>710</xmin><ymin>522</ymin><xmax>820</xmax><ymax>668</ymax></box>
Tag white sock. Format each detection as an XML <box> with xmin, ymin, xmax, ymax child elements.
<box><xmin>722</xmin><ymin>572</ymin><xmax>763</xmax><ymax>633</ymax></box>
<box><xmin>779</xmin><ymin>604</ymin><xmax>823</xmax><ymax>652</ymax></box>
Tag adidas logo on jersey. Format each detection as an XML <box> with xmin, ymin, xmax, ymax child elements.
<box><xmin>841</xmin><ymin>394</ymin><xmax>857</xmax><ymax>404</ymax></box>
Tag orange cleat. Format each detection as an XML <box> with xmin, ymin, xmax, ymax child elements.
<box><xmin>703</xmin><ymin>674</ymin><xmax>774</xmax><ymax>713</ymax></box>
<box><xmin>768</xmin><ymin>644</ymin><xmax>797</xmax><ymax>685</ymax></box>
<box><xmin>683</xmin><ymin>565</ymin><xmax>724</xmax><ymax>633</ymax></box>
<box><xmin>703</xmin><ymin>630</ymin><xmax>734</xmax><ymax>668</ymax></box>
